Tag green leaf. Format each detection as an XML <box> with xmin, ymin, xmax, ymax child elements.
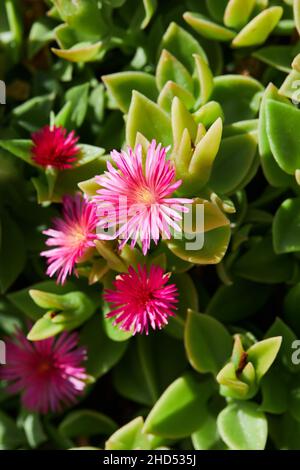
<box><xmin>205</xmin><ymin>0</ymin><xmax>228</xmax><ymax>22</ymax></box>
<box><xmin>0</xmin><ymin>410</ymin><xmax>25</xmax><ymax>450</ymax></box>
<box><xmin>160</xmin><ymin>22</ymin><xmax>207</xmax><ymax>74</ymax></box>
<box><xmin>247</xmin><ymin>337</ymin><xmax>282</xmax><ymax>381</ymax></box>
<box><xmin>273</xmin><ymin>198</ymin><xmax>300</xmax><ymax>254</ymax></box>
<box><xmin>18</xmin><ymin>410</ymin><xmax>47</xmax><ymax>449</ymax></box>
<box><xmin>166</xmin><ymin>272</ymin><xmax>198</xmax><ymax>340</ymax></box>
<box><xmin>167</xmin><ymin>223</ymin><xmax>231</xmax><ymax>266</ymax></box>
<box><xmin>211</xmin><ymin>75</ymin><xmax>263</xmax><ymax>124</ymax></box>
<box><xmin>233</xmin><ymin>235</ymin><xmax>295</xmax><ymax>284</ymax></box>
<box><xmin>193</xmin><ymin>54</ymin><xmax>214</xmax><ymax>105</ymax></box>
<box><xmin>191</xmin><ymin>408</ymin><xmax>220</xmax><ymax>450</ymax></box>
<box><xmin>52</xmin><ymin>41</ymin><xmax>103</xmax><ymax>63</ymax></box>
<box><xmin>294</xmin><ymin>0</ymin><xmax>300</xmax><ymax>35</ymax></box>
<box><xmin>260</xmin><ymin>366</ymin><xmax>288</xmax><ymax>414</ymax></box>
<box><xmin>0</xmin><ymin>140</ymin><xmax>33</xmax><ymax>165</ymax></box>
<box><xmin>265</xmin><ymin>317</ymin><xmax>300</xmax><ymax>373</ymax></box>
<box><xmin>53</xmin><ymin>0</ymin><xmax>109</xmax><ymax>39</ymax></box>
<box><xmin>113</xmin><ymin>333</ymin><xmax>186</xmax><ymax>406</ymax></box>
<box><xmin>80</xmin><ymin>314</ymin><xmax>128</xmax><ymax>379</ymax></box>
<box><xmin>269</xmin><ymin>413</ymin><xmax>300</xmax><ymax>449</ymax></box>
<box><xmin>217</xmin><ymin>402</ymin><xmax>268</xmax><ymax>450</ymax></box>
<box><xmin>284</xmin><ymin>284</ymin><xmax>300</xmax><ymax>337</ymax></box>
<box><xmin>158</xmin><ymin>81</ymin><xmax>195</xmax><ymax>113</ymax></box>
<box><xmin>27</xmin><ymin>290</ymin><xmax>95</xmax><ymax>340</ymax></box>
<box><xmin>207</xmin><ymin>279</ymin><xmax>273</xmax><ymax>323</ymax></box>
<box><xmin>103</xmin><ymin>72</ymin><xmax>158</xmax><ymax>113</ymax></box>
<box><xmin>59</xmin><ymin>410</ymin><xmax>117</xmax><ymax>438</ymax></box>
<box><xmin>12</xmin><ymin>94</ymin><xmax>54</xmax><ymax>132</ymax></box>
<box><xmin>232</xmin><ymin>7</ymin><xmax>283</xmax><ymax>48</ymax></box>
<box><xmin>144</xmin><ymin>375</ymin><xmax>215</xmax><ymax>438</ymax></box>
<box><xmin>76</xmin><ymin>144</ymin><xmax>105</xmax><ymax>166</ymax></box>
<box><xmin>224</xmin><ymin>0</ymin><xmax>256</xmax><ymax>29</ymax></box>
<box><xmin>53</xmin><ymin>155</ymin><xmax>108</xmax><ymax>201</ymax></box>
<box><xmin>28</xmin><ymin>17</ymin><xmax>55</xmax><ymax>58</ymax></box>
<box><xmin>140</xmin><ymin>0</ymin><xmax>157</xmax><ymax>28</ymax></box>
<box><xmin>102</xmin><ymin>303</ymin><xmax>132</xmax><ymax>342</ymax></box>
<box><xmin>185</xmin><ymin>310</ymin><xmax>232</xmax><ymax>374</ymax></box>
<box><xmin>289</xmin><ymin>376</ymin><xmax>300</xmax><ymax>422</ymax></box>
<box><xmin>258</xmin><ymin>84</ymin><xmax>293</xmax><ymax>187</ymax></box>
<box><xmin>126</xmin><ymin>91</ymin><xmax>171</xmax><ymax>148</ymax></box>
<box><xmin>265</xmin><ymin>100</ymin><xmax>300</xmax><ymax>174</ymax></box>
<box><xmin>166</xmin><ymin>197</ymin><xmax>230</xmax><ymax>265</ymax></box>
<box><xmin>210</xmin><ymin>132</ymin><xmax>258</xmax><ymax>194</ymax></box>
<box><xmin>64</xmin><ymin>82</ymin><xmax>89</xmax><ymax>127</ymax></box>
<box><xmin>279</xmin><ymin>69</ymin><xmax>300</xmax><ymax>101</ymax></box>
<box><xmin>156</xmin><ymin>49</ymin><xmax>193</xmax><ymax>94</ymax></box>
<box><xmin>106</xmin><ymin>417</ymin><xmax>150</xmax><ymax>450</ymax></box>
<box><xmin>183</xmin><ymin>12</ymin><xmax>235</xmax><ymax>42</ymax></box>
<box><xmin>7</xmin><ymin>280</ymin><xmax>77</xmax><ymax>321</ymax></box>
<box><xmin>171</xmin><ymin>97</ymin><xmax>197</xmax><ymax>149</ymax></box>
<box><xmin>27</xmin><ymin>315</ymin><xmax>64</xmax><ymax>340</ymax></box>
<box><xmin>253</xmin><ymin>45</ymin><xmax>294</xmax><ymax>73</ymax></box>
<box><xmin>0</xmin><ymin>211</ymin><xmax>26</xmax><ymax>293</ymax></box>
<box><xmin>193</xmin><ymin>102</ymin><xmax>223</xmax><ymax>128</ymax></box>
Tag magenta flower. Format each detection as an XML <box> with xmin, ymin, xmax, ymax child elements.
<box><xmin>0</xmin><ymin>330</ymin><xmax>88</xmax><ymax>414</ymax></box>
<box><xmin>93</xmin><ymin>140</ymin><xmax>191</xmax><ymax>255</ymax></box>
<box><xmin>41</xmin><ymin>194</ymin><xmax>98</xmax><ymax>284</ymax></box>
<box><xmin>31</xmin><ymin>125</ymin><xmax>79</xmax><ymax>169</ymax></box>
<box><xmin>104</xmin><ymin>264</ymin><xmax>178</xmax><ymax>335</ymax></box>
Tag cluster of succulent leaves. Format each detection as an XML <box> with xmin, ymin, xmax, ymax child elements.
<box><xmin>2</xmin><ymin>0</ymin><xmax>300</xmax><ymax>451</ymax></box>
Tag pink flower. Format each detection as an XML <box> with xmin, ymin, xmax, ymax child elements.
<box><xmin>104</xmin><ymin>264</ymin><xmax>178</xmax><ymax>335</ymax></box>
<box><xmin>41</xmin><ymin>194</ymin><xmax>98</xmax><ymax>284</ymax></box>
<box><xmin>31</xmin><ymin>125</ymin><xmax>79</xmax><ymax>169</ymax></box>
<box><xmin>0</xmin><ymin>329</ymin><xmax>88</xmax><ymax>414</ymax></box>
<box><xmin>93</xmin><ymin>140</ymin><xmax>191</xmax><ymax>255</ymax></box>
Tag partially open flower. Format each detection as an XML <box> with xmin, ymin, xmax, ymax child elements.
<box><xmin>104</xmin><ymin>264</ymin><xmax>178</xmax><ymax>335</ymax></box>
<box><xmin>31</xmin><ymin>125</ymin><xmax>80</xmax><ymax>170</ymax></box>
<box><xmin>0</xmin><ymin>329</ymin><xmax>88</xmax><ymax>414</ymax></box>
<box><xmin>41</xmin><ymin>194</ymin><xmax>98</xmax><ymax>284</ymax></box>
<box><xmin>93</xmin><ymin>140</ymin><xmax>192</xmax><ymax>255</ymax></box>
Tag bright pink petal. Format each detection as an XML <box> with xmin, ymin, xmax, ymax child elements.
<box><xmin>93</xmin><ymin>140</ymin><xmax>192</xmax><ymax>254</ymax></box>
<box><xmin>41</xmin><ymin>194</ymin><xmax>98</xmax><ymax>284</ymax></box>
<box><xmin>0</xmin><ymin>329</ymin><xmax>88</xmax><ymax>414</ymax></box>
<box><xmin>104</xmin><ymin>264</ymin><xmax>178</xmax><ymax>335</ymax></box>
<box><xmin>31</xmin><ymin>125</ymin><xmax>80</xmax><ymax>169</ymax></box>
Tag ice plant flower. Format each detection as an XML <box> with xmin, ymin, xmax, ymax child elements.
<box><xmin>31</xmin><ymin>125</ymin><xmax>80</xmax><ymax>169</ymax></box>
<box><xmin>104</xmin><ymin>264</ymin><xmax>178</xmax><ymax>335</ymax></box>
<box><xmin>0</xmin><ymin>329</ymin><xmax>88</xmax><ymax>414</ymax></box>
<box><xmin>41</xmin><ymin>194</ymin><xmax>98</xmax><ymax>284</ymax></box>
<box><xmin>93</xmin><ymin>140</ymin><xmax>192</xmax><ymax>254</ymax></box>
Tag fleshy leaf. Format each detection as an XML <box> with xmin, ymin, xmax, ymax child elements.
<box><xmin>156</xmin><ymin>49</ymin><xmax>193</xmax><ymax>94</ymax></box>
<box><xmin>126</xmin><ymin>91</ymin><xmax>171</xmax><ymax>148</ymax></box>
<box><xmin>103</xmin><ymin>72</ymin><xmax>158</xmax><ymax>113</ymax></box>
<box><xmin>52</xmin><ymin>41</ymin><xmax>103</xmax><ymax>62</ymax></box>
<box><xmin>59</xmin><ymin>410</ymin><xmax>117</xmax><ymax>438</ymax></box>
<box><xmin>273</xmin><ymin>198</ymin><xmax>300</xmax><ymax>254</ymax></box>
<box><xmin>160</xmin><ymin>22</ymin><xmax>207</xmax><ymax>73</ymax></box>
<box><xmin>265</xmin><ymin>99</ymin><xmax>300</xmax><ymax>174</ymax></box>
<box><xmin>247</xmin><ymin>337</ymin><xmax>282</xmax><ymax>381</ymax></box>
<box><xmin>143</xmin><ymin>375</ymin><xmax>215</xmax><ymax>438</ymax></box>
<box><xmin>211</xmin><ymin>75</ymin><xmax>263</xmax><ymax>124</ymax></box>
<box><xmin>232</xmin><ymin>7</ymin><xmax>283</xmax><ymax>48</ymax></box>
<box><xmin>183</xmin><ymin>12</ymin><xmax>236</xmax><ymax>42</ymax></box>
<box><xmin>106</xmin><ymin>417</ymin><xmax>150</xmax><ymax>451</ymax></box>
<box><xmin>224</xmin><ymin>0</ymin><xmax>256</xmax><ymax>29</ymax></box>
<box><xmin>185</xmin><ymin>310</ymin><xmax>232</xmax><ymax>374</ymax></box>
<box><xmin>217</xmin><ymin>402</ymin><xmax>268</xmax><ymax>450</ymax></box>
